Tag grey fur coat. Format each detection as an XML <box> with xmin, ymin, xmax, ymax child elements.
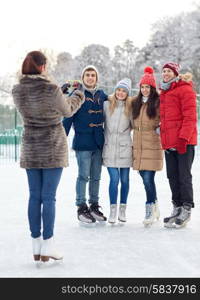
<box><xmin>12</xmin><ymin>74</ymin><xmax>84</xmax><ymax>169</ymax></box>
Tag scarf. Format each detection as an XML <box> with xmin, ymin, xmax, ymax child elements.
<box><xmin>83</xmin><ymin>84</ymin><xmax>97</xmax><ymax>96</ymax></box>
<box><xmin>142</xmin><ymin>96</ymin><xmax>148</xmax><ymax>103</ymax></box>
<box><xmin>160</xmin><ymin>77</ymin><xmax>178</xmax><ymax>91</ymax></box>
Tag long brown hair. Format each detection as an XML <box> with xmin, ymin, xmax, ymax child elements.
<box><xmin>132</xmin><ymin>86</ymin><xmax>159</xmax><ymax>119</ymax></box>
<box><xmin>22</xmin><ymin>51</ymin><xmax>47</xmax><ymax>75</ymax></box>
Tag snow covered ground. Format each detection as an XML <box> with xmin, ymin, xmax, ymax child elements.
<box><xmin>0</xmin><ymin>149</ymin><xmax>200</xmax><ymax>278</ymax></box>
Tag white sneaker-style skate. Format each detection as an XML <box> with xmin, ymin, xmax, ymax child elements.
<box><xmin>108</xmin><ymin>204</ymin><xmax>117</xmax><ymax>224</ymax></box>
<box><xmin>143</xmin><ymin>203</ymin><xmax>156</xmax><ymax>226</ymax></box>
<box><xmin>155</xmin><ymin>200</ymin><xmax>160</xmax><ymax>220</ymax></box>
<box><xmin>32</xmin><ymin>236</ymin><xmax>42</xmax><ymax>261</ymax></box>
<box><xmin>118</xmin><ymin>204</ymin><xmax>127</xmax><ymax>222</ymax></box>
<box><xmin>40</xmin><ymin>237</ymin><xmax>63</xmax><ymax>262</ymax></box>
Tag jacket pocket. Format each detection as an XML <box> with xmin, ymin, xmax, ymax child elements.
<box><xmin>102</xmin><ymin>142</ymin><xmax>109</xmax><ymax>158</ymax></box>
<box><xmin>119</xmin><ymin>141</ymin><xmax>133</xmax><ymax>158</ymax></box>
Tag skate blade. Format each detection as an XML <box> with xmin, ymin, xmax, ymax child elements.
<box><xmin>96</xmin><ymin>221</ymin><xmax>107</xmax><ymax>227</ymax></box>
<box><xmin>118</xmin><ymin>218</ymin><xmax>126</xmax><ymax>223</ymax></box>
<box><xmin>92</xmin><ymin>216</ymin><xmax>107</xmax><ymax>222</ymax></box>
<box><xmin>164</xmin><ymin>222</ymin><xmax>176</xmax><ymax>228</ymax></box>
<box><xmin>175</xmin><ymin>217</ymin><xmax>190</xmax><ymax>229</ymax></box>
<box><xmin>108</xmin><ymin>220</ymin><xmax>117</xmax><ymax>225</ymax></box>
<box><xmin>143</xmin><ymin>223</ymin><xmax>153</xmax><ymax>228</ymax></box>
<box><xmin>78</xmin><ymin>221</ymin><xmax>96</xmax><ymax>228</ymax></box>
<box><xmin>175</xmin><ymin>221</ymin><xmax>188</xmax><ymax>229</ymax></box>
<box><xmin>96</xmin><ymin>219</ymin><xmax>107</xmax><ymax>222</ymax></box>
<box><xmin>35</xmin><ymin>259</ymin><xmax>63</xmax><ymax>268</ymax></box>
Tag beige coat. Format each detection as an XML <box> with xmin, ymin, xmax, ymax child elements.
<box><xmin>103</xmin><ymin>99</ymin><xmax>133</xmax><ymax>168</ymax></box>
<box><xmin>12</xmin><ymin>74</ymin><xmax>84</xmax><ymax>169</ymax></box>
<box><xmin>131</xmin><ymin>102</ymin><xmax>163</xmax><ymax>171</ymax></box>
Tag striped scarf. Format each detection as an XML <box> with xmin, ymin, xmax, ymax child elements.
<box><xmin>160</xmin><ymin>77</ymin><xmax>178</xmax><ymax>91</ymax></box>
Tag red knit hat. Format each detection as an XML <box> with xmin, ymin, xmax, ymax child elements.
<box><xmin>162</xmin><ymin>62</ymin><xmax>180</xmax><ymax>76</ymax></box>
<box><xmin>139</xmin><ymin>66</ymin><xmax>156</xmax><ymax>88</ymax></box>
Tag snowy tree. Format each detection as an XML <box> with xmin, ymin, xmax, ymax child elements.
<box><xmin>145</xmin><ymin>15</ymin><xmax>188</xmax><ymax>72</ymax></box>
<box><xmin>183</xmin><ymin>7</ymin><xmax>200</xmax><ymax>93</ymax></box>
<box><xmin>74</xmin><ymin>44</ymin><xmax>111</xmax><ymax>90</ymax></box>
<box><xmin>51</xmin><ymin>52</ymin><xmax>75</xmax><ymax>85</ymax></box>
<box><xmin>38</xmin><ymin>48</ymin><xmax>57</xmax><ymax>81</ymax></box>
<box><xmin>112</xmin><ymin>40</ymin><xmax>139</xmax><ymax>90</ymax></box>
<box><xmin>136</xmin><ymin>7</ymin><xmax>200</xmax><ymax>95</ymax></box>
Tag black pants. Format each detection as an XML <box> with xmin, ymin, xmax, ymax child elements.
<box><xmin>165</xmin><ymin>145</ymin><xmax>195</xmax><ymax>208</ymax></box>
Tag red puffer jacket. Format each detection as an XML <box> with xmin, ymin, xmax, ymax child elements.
<box><xmin>160</xmin><ymin>77</ymin><xmax>197</xmax><ymax>150</ymax></box>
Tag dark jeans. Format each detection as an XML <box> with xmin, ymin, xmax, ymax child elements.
<box><xmin>26</xmin><ymin>168</ymin><xmax>63</xmax><ymax>239</ymax></box>
<box><xmin>165</xmin><ymin>145</ymin><xmax>195</xmax><ymax>207</ymax></box>
<box><xmin>139</xmin><ymin>170</ymin><xmax>157</xmax><ymax>204</ymax></box>
<box><xmin>75</xmin><ymin>149</ymin><xmax>102</xmax><ymax>206</ymax></box>
<box><xmin>107</xmin><ymin>167</ymin><xmax>130</xmax><ymax>204</ymax></box>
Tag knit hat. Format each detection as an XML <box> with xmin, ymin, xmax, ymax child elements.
<box><xmin>139</xmin><ymin>66</ymin><xmax>156</xmax><ymax>88</ymax></box>
<box><xmin>162</xmin><ymin>62</ymin><xmax>180</xmax><ymax>76</ymax></box>
<box><xmin>115</xmin><ymin>78</ymin><xmax>132</xmax><ymax>95</ymax></box>
<box><xmin>81</xmin><ymin>65</ymin><xmax>99</xmax><ymax>82</ymax></box>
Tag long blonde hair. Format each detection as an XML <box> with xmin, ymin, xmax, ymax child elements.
<box><xmin>108</xmin><ymin>93</ymin><xmax>133</xmax><ymax>117</ymax></box>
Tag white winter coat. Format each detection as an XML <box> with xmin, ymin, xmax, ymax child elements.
<box><xmin>103</xmin><ymin>100</ymin><xmax>133</xmax><ymax>168</ymax></box>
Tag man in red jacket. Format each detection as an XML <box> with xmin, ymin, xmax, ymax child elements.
<box><xmin>159</xmin><ymin>62</ymin><xmax>197</xmax><ymax>228</ymax></box>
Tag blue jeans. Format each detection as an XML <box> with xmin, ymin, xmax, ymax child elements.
<box><xmin>139</xmin><ymin>170</ymin><xmax>157</xmax><ymax>204</ymax></box>
<box><xmin>107</xmin><ymin>167</ymin><xmax>130</xmax><ymax>205</ymax></box>
<box><xmin>75</xmin><ymin>149</ymin><xmax>102</xmax><ymax>206</ymax></box>
<box><xmin>26</xmin><ymin>168</ymin><xmax>63</xmax><ymax>240</ymax></box>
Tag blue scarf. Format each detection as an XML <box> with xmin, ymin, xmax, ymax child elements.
<box><xmin>160</xmin><ymin>77</ymin><xmax>178</xmax><ymax>91</ymax></box>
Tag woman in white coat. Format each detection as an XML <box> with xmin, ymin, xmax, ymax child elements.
<box><xmin>103</xmin><ymin>78</ymin><xmax>133</xmax><ymax>223</ymax></box>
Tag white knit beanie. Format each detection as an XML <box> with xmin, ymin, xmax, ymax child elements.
<box><xmin>115</xmin><ymin>78</ymin><xmax>132</xmax><ymax>95</ymax></box>
<box><xmin>81</xmin><ymin>65</ymin><xmax>99</xmax><ymax>82</ymax></box>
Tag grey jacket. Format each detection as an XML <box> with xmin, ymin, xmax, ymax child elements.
<box><xmin>12</xmin><ymin>74</ymin><xmax>84</xmax><ymax>169</ymax></box>
<box><xmin>103</xmin><ymin>100</ymin><xmax>133</xmax><ymax>168</ymax></box>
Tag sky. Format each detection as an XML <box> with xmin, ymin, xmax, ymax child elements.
<box><xmin>0</xmin><ymin>0</ymin><xmax>198</xmax><ymax>75</ymax></box>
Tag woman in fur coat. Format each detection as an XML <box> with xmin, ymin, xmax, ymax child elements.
<box><xmin>12</xmin><ymin>51</ymin><xmax>84</xmax><ymax>262</ymax></box>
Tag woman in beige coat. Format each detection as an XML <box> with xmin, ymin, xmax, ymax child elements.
<box><xmin>131</xmin><ymin>67</ymin><xmax>163</xmax><ymax>226</ymax></box>
<box><xmin>12</xmin><ymin>51</ymin><xmax>84</xmax><ymax>263</ymax></box>
<box><xmin>103</xmin><ymin>78</ymin><xmax>133</xmax><ymax>224</ymax></box>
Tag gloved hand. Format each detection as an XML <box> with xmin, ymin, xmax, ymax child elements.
<box><xmin>72</xmin><ymin>81</ymin><xmax>83</xmax><ymax>92</ymax></box>
<box><xmin>176</xmin><ymin>138</ymin><xmax>187</xmax><ymax>154</ymax></box>
<box><xmin>61</xmin><ymin>82</ymin><xmax>71</xmax><ymax>94</ymax></box>
<box><xmin>73</xmin><ymin>90</ymin><xmax>85</xmax><ymax>101</ymax></box>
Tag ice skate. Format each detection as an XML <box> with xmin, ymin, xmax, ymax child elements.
<box><xmin>163</xmin><ymin>204</ymin><xmax>181</xmax><ymax>228</ymax></box>
<box><xmin>77</xmin><ymin>204</ymin><xmax>96</xmax><ymax>223</ymax></box>
<box><xmin>40</xmin><ymin>237</ymin><xmax>63</xmax><ymax>262</ymax></box>
<box><xmin>90</xmin><ymin>203</ymin><xmax>107</xmax><ymax>222</ymax></box>
<box><xmin>143</xmin><ymin>203</ymin><xmax>156</xmax><ymax>226</ymax></box>
<box><xmin>108</xmin><ymin>204</ymin><xmax>117</xmax><ymax>224</ymax></box>
<box><xmin>118</xmin><ymin>204</ymin><xmax>127</xmax><ymax>222</ymax></box>
<box><xmin>32</xmin><ymin>236</ymin><xmax>41</xmax><ymax>261</ymax></box>
<box><xmin>155</xmin><ymin>200</ymin><xmax>160</xmax><ymax>220</ymax></box>
<box><xmin>175</xmin><ymin>205</ymin><xmax>191</xmax><ymax>228</ymax></box>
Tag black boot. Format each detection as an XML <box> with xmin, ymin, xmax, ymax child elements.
<box><xmin>90</xmin><ymin>203</ymin><xmax>107</xmax><ymax>221</ymax></box>
<box><xmin>163</xmin><ymin>204</ymin><xmax>181</xmax><ymax>228</ymax></box>
<box><xmin>175</xmin><ymin>204</ymin><xmax>191</xmax><ymax>228</ymax></box>
<box><xmin>77</xmin><ymin>204</ymin><xmax>96</xmax><ymax>223</ymax></box>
